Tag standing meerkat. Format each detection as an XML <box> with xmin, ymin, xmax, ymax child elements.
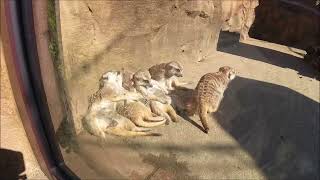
<box><xmin>148</xmin><ymin>61</ymin><xmax>187</xmax><ymax>92</ymax></box>
<box><xmin>83</xmin><ymin>71</ymin><xmax>160</xmax><ymax>137</ymax></box>
<box><xmin>190</xmin><ymin>66</ymin><xmax>236</xmax><ymax>133</ymax></box>
<box><xmin>132</xmin><ymin>70</ymin><xmax>178</xmax><ymax>124</ymax></box>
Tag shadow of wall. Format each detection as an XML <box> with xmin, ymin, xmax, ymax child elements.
<box><xmin>58</xmin><ymin>0</ymin><xmax>222</xmax><ymax>133</ymax></box>
<box><xmin>56</xmin><ymin>76</ymin><xmax>319</xmax><ymax>179</ymax></box>
<box><xmin>217</xmin><ymin>31</ymin><xmax>319</xmax><ymax>79</ymax></box>
<box><xmin>248</xmin><ymin>0</ymin><xmax>319</xmax><ymax>49</ymax></box>
<box><xmin>215</xmin><ymin>76</ymin><xmax>319</xmax><ymax>179</ymax></box>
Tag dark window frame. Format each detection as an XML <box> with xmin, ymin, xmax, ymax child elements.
<box><xmin>1</xmin><ymin>0</ymin><xmax>78</xmax><ymax>179</ymax></box>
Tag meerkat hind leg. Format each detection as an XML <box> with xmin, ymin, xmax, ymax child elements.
<box><xmin>150</xmin><ymin>103</ymin><xmax>171</xmax><ymax>124</ymax></box>
<box><xmin>167</xmin><ymin>105</ymin><xmax>178</xmax><ymax>122</ymax></box>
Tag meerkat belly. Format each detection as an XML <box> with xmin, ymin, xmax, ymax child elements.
<box><xmin>94</xmin><ymin>111</ymin><xmax>118</xmax><ymax>127</ymax></box>
<box><xmin>91</xmin><ymin>100</ymin><xmax>116</xmax><ymax>112</ymax></box>
<box><xmin>117</xmin><ymin>102</ymin><xmax>149</xmax><ymax>118</ymax></box>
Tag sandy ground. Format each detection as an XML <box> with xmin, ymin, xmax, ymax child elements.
<box><xmin>0</xmin><ymin>41</ymin><xmax>47</xmax><ymax>179</ymax></box>
<box><xmin>59</xmin><ymin>34</ymin><xmax>319</xmax><ymax>179</ymax></box>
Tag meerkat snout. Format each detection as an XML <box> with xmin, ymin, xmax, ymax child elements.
<box><xmin>133</xmin><ymin>70</ymin><xmax>153</xmax><ymax>87</ymax></box>
<box><xmin>219</xmin><ymin>66</ymin><xmax>236</xmax><ymax>80</ymax></box>
<box><xmin>166</xmin><ymin>61</ymin><xmax>183</xmax><ymax>78</ymax></box>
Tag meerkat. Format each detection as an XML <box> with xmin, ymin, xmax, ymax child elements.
<box><xmin>83</xmin><ymin>71</ymin><xmax>160</xmax><ymax>137</ymax></box>
<box><xmin>116</xmin><ymin>101</ymin><xmax>167</xmax><ymax>127</ymax></box>
<box><xmin>148</xmin><ymin>61</ymin><xmax>188</xmax><ymax>92</ymax></box>
<box><xmin>190</xmin><ymin>66</ymin><xmax>236</xmax><ymax>133</ymax></box>
<box><xmin>121</xmin><ymin>68</ymin><xmax>136</xmax><ymax>92</ymax></box>
<box><xmin>132</xmin><ymin>70</ymin><xmax>178</xmax><ymax>124</ymax></box>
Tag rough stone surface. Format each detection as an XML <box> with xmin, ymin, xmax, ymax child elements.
<box><xmin>58</xmin><ymin>0</ymin><xmax>222</xmax><ymax>133</ymax></box>
<box><xmin>221</xmin><ymin>0</ymin><xmax>259</xmax><ymax>41</ymax></box>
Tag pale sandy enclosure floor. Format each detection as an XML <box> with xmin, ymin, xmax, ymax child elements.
<box><xmin>58</xmin><ymin>36</ymin><xmax>319</xmax><ymax>180</ymax></box>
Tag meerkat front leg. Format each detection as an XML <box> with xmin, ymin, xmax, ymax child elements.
<box><xmin>171</xmin><ymin>78</ymin><xmax>192</xmax><ymax>88</ymax></box>
<box><xmin>166</xmin><ymin>78</ymin><xmax>175</xmax><ymax>91</ymax></box>
<box><xmin>166</xmin><ymin>105</ymin><xmax>179</xmax><ymax>122</ymax></box>
<box><xmin>137</xmin><ymin>86</ymin><xmax>168</xmax><ymax>104</ymax></box>
<box><xmin>150</xmin><ymin>79</ymin><xmax>169</xmax><ymax>94</ymax></box>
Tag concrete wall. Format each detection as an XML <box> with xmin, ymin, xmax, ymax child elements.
<box><xmin>249</xmin><ymin>0</ymin><xmax>319</xmax><ymax>49</ymax></box>
<box><xmin>57</xmin><ymin>0</ymin><xmax>258</xmax><ymax>133</ymax></box>
<box><xmin>58</xmin><ymin>0</ymin><xmax>222</xmax><ymax>133</ymax></box>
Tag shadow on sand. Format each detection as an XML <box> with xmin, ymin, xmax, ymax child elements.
<box><xmin>215</xmin><ymin>76</ymin><xmax>319</xmax><ymax>179</ymax></box>
<box><xmin>170</xmin><ymin>76</ymin><xmax>319</xmax><ymax>179</ymax></box>
<box><xmin>57</xmin><ymin>78</ymin><xmax>319</xmax><ymax>179</ymax></box>
<box><xmin>217</xmin><ymin>31</ymin><xmax>319</xmax><ymax>79</ymax></box>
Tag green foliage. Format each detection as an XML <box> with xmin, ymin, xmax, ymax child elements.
<box><xmin>48</xmin><ymin>0</ymin><xmax>63</xmax><ymax>74</ymax></box>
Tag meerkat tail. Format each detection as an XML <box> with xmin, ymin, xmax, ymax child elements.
<box><xmin>145</xmin><ymin>116</ymin><xmax>165</xmax><ymax>122</ymax></box>
<box><xmin>199</xmin><ymin>104</ymin><xmax>209</xmax><ymax>133</ymax></box>
<box><xmin>134</xmin><ymin>118</ymin><xmax>166</xmax><ymax>127</ymax></box>
<box><xmin>132</xmin><ymin>126</ymin><xmax>152</xmax><ymax>132</ymax></box>
<box><xmin>106</xmin><ymin>129</ymin><xmax>161</xmax><ymax>137</ymax></box>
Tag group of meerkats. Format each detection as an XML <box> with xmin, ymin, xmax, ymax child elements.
<box><xmin>82</xmin><ymin>61</ymin><xmax>237</xmax><ymax>138</ymax></box>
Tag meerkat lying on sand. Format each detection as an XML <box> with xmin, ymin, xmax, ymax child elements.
<box><xmin>148</xmin><ymin>61</ymin><xmax>188</xmax><ymax>93</ymax></box>
<box><xmin>116</xmin><ymin>101</ymin><xmax>167</xmax><ymax>128</ymax></box>
<box><xmin>132</xmin><ymin>70</ymin><xmax>178</xmax><ymax>124</ymax></box>
<box><xmin>83</xmin><ymin>71</ymin><xmax>160</xmax><ymax>137</ymax></box>
<box><xmin>188</xmin><ymin>66</ymin><xmax>236</xmax><ymax>133</ymax></box>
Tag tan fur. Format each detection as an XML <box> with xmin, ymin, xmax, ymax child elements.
<box><xmin>117</xmin><ymin>101</ymin><xmax>166</xmax><ymax>127</ymax></box>
<box><xmin>133</xmin><ymin>70</ymin><xmax>178</xmax><ymax>124</ymax></box>
<box><xmin>148</xmin><ymin>61</ymin><xmax>186</xmax><ymax>92</ymax></box>
<box><xmin>192</xmin><ymin>66</ymin><xmax>236</xmax><ymax>133</ymax></box>
<box><xmin>121</xmin><ymin>68</ymin><xmax>136</xmax><ymax>92</ymax></box>
<box><xmin>83</xmin><ymin>71</ymin><xmax>160</xmax><ymax>137</ymax></box>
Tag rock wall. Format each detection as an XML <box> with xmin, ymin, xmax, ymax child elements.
<box><xmin>58</xmin><ymin>0</ymin><xmax>223</xmax><ymax>133</ymax></box>
<box><xmin>249</xmin><ymin>0</ymin><xmax>319</xmax><ymax>49</ymax></box>
<box><xmin>221</xmin><ymin>0</ymin><xmax>259</xmax><ymax>41</ymax></box>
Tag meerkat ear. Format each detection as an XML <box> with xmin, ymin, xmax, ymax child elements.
<box><xmin>219</xmin><ymin>67</ymin><xmax>226</xmax><ymax>73</ymax></box>
<box><xmin>99</xmin><ymin>80</ymin><xmax>104</xmax><ymax>89</ymax></box>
